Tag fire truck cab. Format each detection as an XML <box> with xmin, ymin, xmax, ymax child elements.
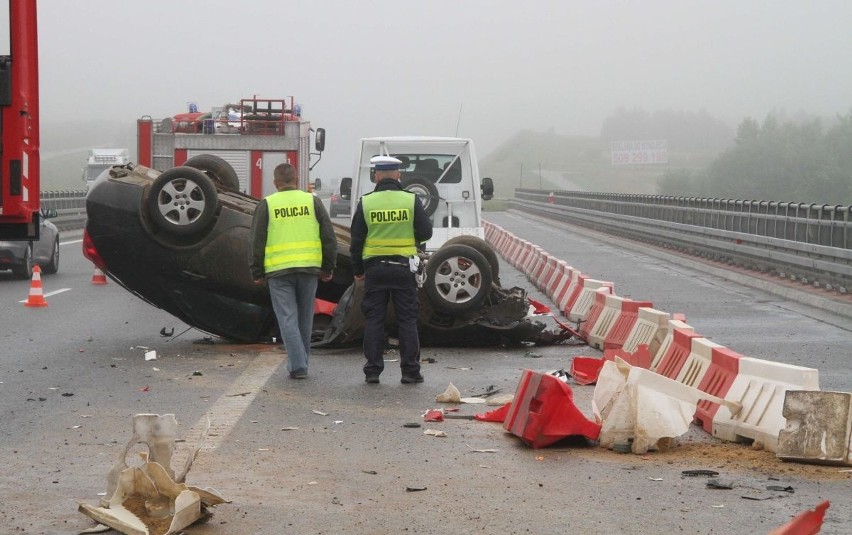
<box><xmin>137</xmin><ymin>96</ymin><xmax>324</xmax><ymax>198</ymax></box>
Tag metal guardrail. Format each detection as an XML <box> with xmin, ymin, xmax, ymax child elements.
<box><xmin>41</xmin><ymin>189</ymin><xmax>87</xmax><ymax>231</ymax></box>
<box><xmin>512</xmin><ymin>189</ymin><xmax>852</xmax><ymax>291</ymax></box>
<box><xmin>46</xmin><ymin>186</ymin><xmax>852</xmax><ymax>291</ymax></box>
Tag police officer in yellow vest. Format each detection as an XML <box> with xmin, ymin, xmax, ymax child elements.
<box><xmin>350</xmin><ymin>156</ymin><xmax>433</xmax><ymax>384</ymax></box>
<box><xmin>250</xmin><ymin>163</ymin><xmax>337</xmax><ymax>379</ymax></box>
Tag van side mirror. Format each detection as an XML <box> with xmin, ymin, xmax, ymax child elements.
<box><xmin>340</xmin><ymin>176</ymin><xmax>352</xmax><ymax>198</ymax></box>
<box><xmin>481</xmin><ymin>177</ymin><xmax>494</xmax><ymax>201</ymax></box>
<box><xmin>313</xmin><ymin>178</ymin><xmax>322</xmax><ymax>191</ymax></box>
<box><xmin>315</xmin><ymin>128</ymin><xmax>326</xmax><ymax>152</ymax></box>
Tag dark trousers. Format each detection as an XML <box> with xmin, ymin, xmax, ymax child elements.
<box><xmin>361</xmin><ymin>261</ymin><xmax>421</xmax><ymax>377</ymax></box>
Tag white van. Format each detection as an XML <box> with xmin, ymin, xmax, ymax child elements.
<box><xmin>344</xmin><ymin>137</ymin><xmax>494</xmax><ymax>252</ymax></box>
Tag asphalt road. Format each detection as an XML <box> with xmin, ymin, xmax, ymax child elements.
<box><xmin>1</xmin><ymin>215</ymin><xmax>851</xmax><ymax>534</ymax></box>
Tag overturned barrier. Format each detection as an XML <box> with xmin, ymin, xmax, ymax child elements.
<box><xmin>504</xmin><ymin>369</ymin><xmax>601</xmax><ymax>448</ymax></box>
<box><xmin>594</xmin><ymin>359</ymin><xmax>740</xmax><ymax>454</ymax></box>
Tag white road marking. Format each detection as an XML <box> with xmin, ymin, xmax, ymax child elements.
<box><xmin>181</xmin><ymin>350</ymin><xmax>285</xmax><ymax>453</ymax></box>
<box><xmin>19</xmin><ymin>287</ymin><xmax>71</xmax><ymax>303</ymax></box>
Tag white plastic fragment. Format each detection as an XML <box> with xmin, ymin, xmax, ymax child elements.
<box><xmin>424</xmin><ymin>429</ymin><xmax>447</xmax><ymax>437</ymax></box>
<box><xmin>436</xmin><ymin>383</ymin><xmax>461</xmax><ymax>403</ymax></box>
<box><xmin>77</xmin><ymin>414</ymin><xmax>227</xmax><ymax>535</ymax></box>
<box><xmin>144</xmin><ymin>350</ymin><xmax>157</xmax><ymax>361</ymax></box>
<box><xmin>312</xmin><ymin>410</ymin><xmax>329</xmax><ymax>416</ymax></box>
<box><xmin>594</xmin><ymin>358</ymin><xmax>737</xmax><ymax>454</ymax></box>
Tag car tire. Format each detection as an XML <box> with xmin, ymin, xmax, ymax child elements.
<box><xmin>147</xmin><ymin>166</ymin><xmax>218</xmax><ymax>236</ymax></box>
<box><xmin>425</xmin><ymin>243</ymin><xmax>492</xmax><ymax>314</ymax></box>
<box><xmin>443</xmin><ymin>235</ymin><xmax>499</xmax><ymax>284</ymax></box>
<box><xmin>13</xmin><ymin>244</ymin><xmax>34</xmax><ymax>280</ymax></box>
<box><xmin>42</xmin><ymin>238</ymin><xmax>60</xmax><ymax>274</ymax></box>
<box><xmin>183</xmin><ymin>154</ymin><xmax>240</xmax><ymax>192</ymax></box>
<box><xmin>401</xmin><ymin>175</ymin><xmax>440</xmax><ymax>216</ymax></box>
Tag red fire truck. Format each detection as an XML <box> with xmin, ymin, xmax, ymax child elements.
<box><xmin>137</xmin><ymin>96</ymin><xmax>325</xmax><ymax>199</ymax></box>
<box><xmin>0</xmin><ymin>0</ymin><xmax>41</xmax><ymax>240</ymax></box>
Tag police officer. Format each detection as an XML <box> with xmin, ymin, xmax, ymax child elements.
<box><xmin>250</xmin><ymin>163</ymin><xmax>337</xmax><ymax>379</ymax></box>
<box><xmin>350</xmin><ymin>156</ymin><xmax>433</xmax><ymax>384</ymax></box>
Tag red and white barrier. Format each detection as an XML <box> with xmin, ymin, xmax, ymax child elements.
<box><xmin>651</xmin><ymin>323</ymin><xmax>699</xmax><ymax>378</ymax></box>
<box><xmin>534</xmin><ymin>255</ymin><xmax>560</xmax><ymax>293</ymax></box>
<box><xmin>618</xmin><ymin>307</ymin><xmax>671</xmax><ymax>356</ymax></box>
<box><xmin>543</xmin><ymin>260</ymin><xmax>571</xmax><ymax>300</ymax></box>
<box><xmin>588</xmin><ymin>296</ymin><xmax>654</xmax><ymax>351</ymax></box>
<box><xmin>579</xmin><ymin>290</ymin><xmax>608</xmax><ymax>343</ymax></box>
<box><xmin>710</xmin><ymin>357</ymin><xmax>819</xmax><ymax>451</ymax></box>
<box><xmin>566</xmin><ymin>280</ymin><xmax>614</xmax><ymax>323</ymax></box>
<box><xmin>555</xmin><ymin>268</ymin><xmax>582</xmax><ymax>313</ymax></box>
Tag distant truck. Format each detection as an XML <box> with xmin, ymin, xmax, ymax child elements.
<box><xmin>83</xmin><ymin>149</ymin><xmax>130</xmax><ymax>192</ymax></box>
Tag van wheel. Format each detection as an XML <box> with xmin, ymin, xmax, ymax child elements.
<box><xmin>147</xmin><ymin>167</ymin><xmax>218</xmax><ymax>236</ymax></box>
<box><xmin>443</xmin><ymin>235</ymin><xmax>499</xmax><ymax>284</ymax></box>
<box><xmin>401</xmin><ymin>176</ymin><xmax>440</xmax><ymax>216</ymax></box>
<box><xmin>184</xmin><ymin>154</ymin><xmax>240</xmax><ymax>191</ymax></box>
<box><xmin>425</xmin><ymin>244</ymin><xmax>492</xmax><ymax>314</ymax></box>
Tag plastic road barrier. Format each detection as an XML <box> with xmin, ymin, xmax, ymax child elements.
<box><xmin>587</xmin><ymin>295</ymin><xmax>654</xmax><ymax>351</ymax></box>
<box><xmin>710</xmin><ymin>356</ymin><xmax>819</xmax><ymax>451</ymax></box>
<box><xmin>566</xmin><ymin>280</ymin><xmax>614</xmax><ymax>323</ymax></box>
<box><xmin>503</xmin><ymin>369</ymin><xmax>601</xmax><ymax>448</ymax></box>
<box><xmin>616</xmin><ymin>307</ymin><xmax>671</xmax><ymax>356</ymax></box>
<box><xmin>594</xmin><ymin>358</ymin><xmax>737</xmax><ymax>454</ymax></box>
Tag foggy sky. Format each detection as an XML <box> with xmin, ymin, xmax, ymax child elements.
<box><xmin>12</xmin><ymin>1</ymin><xmax>852</xmax><ymax>179</ymax></box>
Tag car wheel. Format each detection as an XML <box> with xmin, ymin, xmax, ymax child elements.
<box><xmin>183</xmin><ymin>154</ymin><xmax>241</xmax><ymax>192</ymax></box>
<box><xmin>443</xmin><ymin>235</ymin><xmax>499</xmax><ymax>284</ymax></box>
<box><xmin>425</xmin><ymin>244</ymin><xmax>492</xmax><ymax>314</ymax></box>
<box><xmin>13</xmin><ymin>244</ymin><xmax>34</xmax><ymax>280</ymax></box>
<box><xmin>42</xmin><ymin>238</ymin><xmax>60</xmax><ymax>274</ymax></box>
<box><xmin>147</xmin><ymin>166</ymin><xmax>218</xmax><ymax>236</ymax></box>
<box><xmin>401</xmin><ymin>175</ymin><xmax>440</xmax><ymax>216</ymax></box>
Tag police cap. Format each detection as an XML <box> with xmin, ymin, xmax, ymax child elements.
<box><xmin>370</xmin><ymin>155</ymin><xmax>402</xmax><ymax>171</ymax></box>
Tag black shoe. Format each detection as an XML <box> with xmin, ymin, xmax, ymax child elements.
<box><xmin>289</xmin><ymin>370</ymin><xmax>307</xmax><ymax>379</ymax></box>
<box><xmin>400</xmin><ymin>372</ymin><xmax>424</xmax><ymax>384</ymax></box>
<box><xmin>365</xmin><ymin>375</ymin><xmax>380</xmax><ymax>384</ymax></box>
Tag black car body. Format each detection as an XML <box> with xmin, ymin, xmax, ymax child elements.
<box><xmin>0</xmin><ymin>208</ymin><xmax>60</xmax><ymax>278</ymax></box>
<box><xmin>84</xmin><ymin>161</ymin><xmax>544</xmax><ymax>345</ymax></box>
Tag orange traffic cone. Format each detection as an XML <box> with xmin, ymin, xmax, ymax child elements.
<box><xmin>91</xmin><ymin>267</ymin><xmax>108</xmax><ymax>285</ymax></box>
<box><xmin>24</xmin><ymin>265</ymin><xmax>48</xmax><ymax>308</ymax></box>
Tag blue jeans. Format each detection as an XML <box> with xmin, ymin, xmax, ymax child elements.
<box><xmin>267</xmin><ymin>273</ymin><xmax>318</xmax><ymax>375</ymax></box>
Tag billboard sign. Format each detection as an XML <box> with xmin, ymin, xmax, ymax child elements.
<box><xmin>611</xmin><ymin>140</ymin><xmax>668</xmax><ymax>165</ymax></box>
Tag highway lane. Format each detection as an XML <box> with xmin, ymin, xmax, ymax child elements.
<box><xmin>2</xmin><ymin>224</ymin><xmax>851</xmax><ymax>533</ymax></box>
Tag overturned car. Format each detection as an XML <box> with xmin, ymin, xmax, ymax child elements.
<box><xmin>83</xmin><ymin>153</ymin><xmax>545</xmax><ymax>346</ymax></box>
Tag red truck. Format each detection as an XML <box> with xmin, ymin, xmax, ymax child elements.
<box><xmin>0</xmin><ymin>0</ymin><xmax>41</xmax><ymax>241</ymax></box>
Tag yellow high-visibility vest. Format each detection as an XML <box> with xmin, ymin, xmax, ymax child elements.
<box><xmin>264</xmin><ymin>190</ymin><xmax>321</xmax><ymax>272</ymax></box>
<box><xmin>363</xmin><ymin>190</ymin><xmax>416</xmax><ymax>259</ymax></box>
